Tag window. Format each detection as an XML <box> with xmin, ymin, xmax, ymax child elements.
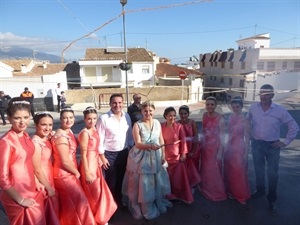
<box><xmin>202</xmin><ymin>62</ymin><xmax>205</xmax><ymax>68</ymax></box>
<box><xmin>210</xmin><ymin>62</ymin><xmax>213</xmax><ymax>67</ymax></box>
<box><xmin>220</xmin><ymin>77</ymin><xmax>224</xmax><ymax>83</ymax></box>
<box><xmin>241</xmin><ymin>62</ymin><xmax>246</xmax><ymax>70</ymax></box>
<box><xmin>282</xmin><ymin>62</ymin><xmax>287</xmax><ymax>70</ymax></box>
<box><xmin>294</xmin><ymin>61</ymin><xmax>300</xmax><ymax>70</ymax></box>
<box><xmin>257</xmin><ymin>62</ymin><xmax>264</xmax><ymax>70</ymax></box>
<box><xmin>214</xmin><ymin>76</ymin><xmax>216</xmax><ymax>81</ymax></box>
<box><xmin>142</xmin><ymin>65</ymin><xmax>149</xmax><ymax>74</ymax></box>
<box><xmin>230</xmin><ymin>62</ymin><xmax>233</xmax><ymax>69</ymax></box>
<box><xmin>229</xmin><ymin>78</ymin><xmax>232</xmax><ymax>85</ymax></box>
<box><xmin>210</xmin><ymin>76</ymin><xmax>213</xmax><ymax>80</ymax></box>
<box><xmin>239</xmin><ymin>79</ymin><xmax>244</xmax><ymax>88</ymax></box>
<box><xmin>214</xmin><ymin>62</ymin><xmax>218</xmax><ymax>67</ymax></box>
<box><xmin>267</xmin><ymin>62</ymin><xmax>275</xmax><ymax>72</ymax></box>
<box><xmin>221</xmin><ymin>62</ymin><xmax>225</xmax><ymax>68</ymax></box>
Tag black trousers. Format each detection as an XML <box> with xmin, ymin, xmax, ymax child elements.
<box><xmin>104</xmin><ymin>148</ymin><xmax>129</xmax><ymax>204</ymax></box>
<box><xmin>0</xmin><ymin>108</ymin><xmax>6</xmax><ymax>124</ymax></box>
<box><xmin>57</xmin><ymin>95</ymin><xmax>61</xmax><ymax>112</ymax></box>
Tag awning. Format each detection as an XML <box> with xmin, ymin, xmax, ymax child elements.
<box><xmin>218</xmin><ymin>52</ymin><xmax>227</xmax><ymax>62</ymax></box>
<box><xmin>228</xmin><ymin>52</ymin><xmax>234</xmax><ymax>62</ymax></box>
<box><xmin>201</xmin><ymin>54</ymin><xmax>206</xmax><ymax>62</ymax></box>
<box><xmin>239</xmin><ymin>50</ymin><xmax>247</xmax><ymax>62</ymax></box>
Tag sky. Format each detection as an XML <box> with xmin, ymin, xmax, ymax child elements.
<box><xmin>0</xmin><ymin>0</ymin><xmax>299</xmax><ymax>64</ymax></box>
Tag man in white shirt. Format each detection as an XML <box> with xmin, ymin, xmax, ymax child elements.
<box><xmin>55</xmin><ymin>83</ymin><xmax>62</xmax><ymax>112</ymax></box>
<box><xmin>96</xmin><ymin>93</ymin><xmax>134</xmax><ymax>206</ymax></box>
<box><xmin>247</xmin><ymin>84</ymin><xmax>299</xmax><ymax>210</ymax></box>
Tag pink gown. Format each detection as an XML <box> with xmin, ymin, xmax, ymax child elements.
<box><xmin>0</xmin><ymin>130</ymin><xmax>46</xmax><ymax>225</ymax></box>
<box><xmin>161</xmin><ymin>122</ymin><xmax>194</xmax><ymax>204</ymax></box>
<box><xmin>32</xmin><ymin>138</ymin><xmax>60</xmax><ymax>225</ymax></box>
<box><xmin>200</xmin><ymin>113</ymin><xmax>226</xmax><ymax>201</ymax></box>
<box><xmin>79</xmin><ymin>129</ymin><xmax>117</xmax><ymax>225</ymax></box>
<box><xmin>224</xmin><ymin>113</ymin><xmax>250</xmax><ymax>203</ymax></box>
<box><xmin>180</xmin><ymin>120</ymin><xmax>201</xmax><ymax>187</ymax></box>
<box><xmin>51</xmin><ymin>132</ymin><xmax>95</xmax><ymax>225</ymax></box>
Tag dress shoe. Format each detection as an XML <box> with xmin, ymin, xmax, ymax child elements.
<box><xmin>268</xmin><ymin>200</ymin><xmax>277</xmax><ymax>210</ymax></box>
<box><xmin>251</xmin><ymin>190</ymin><xmax>265</xmax><ymax>199</ymax></box>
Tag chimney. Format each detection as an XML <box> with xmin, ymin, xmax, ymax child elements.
<box><xmin>21</xmin><ymin>64</ymin><xmax>27</xmax><ymax>73</ymax></box>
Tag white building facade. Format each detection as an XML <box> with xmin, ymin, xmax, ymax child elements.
<box><xmin>199</xmin><ymin>33</ymin><xmax>300</xmax><ymax>101</ymax></box>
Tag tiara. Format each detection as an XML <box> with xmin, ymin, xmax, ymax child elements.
<box><xmin>60</xmin><ymin>107</ymin><xmax>73</xmax><ymax>112</ymax></box>
<box><xmin>12</xmin><ymin>101</ymin><xmax>30</xmax><ymax>105</ymax></box>
<box><xmin>35</xmin><ymin>111</ymin><xmax>52</xmax><ymax>116</ymax></box>
<box><xmin>83</xmin><ymin>107</ymin><xmax>96</xmax><ymax>112</ymax></box>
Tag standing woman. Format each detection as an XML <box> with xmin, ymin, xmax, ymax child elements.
<box><xmin>178</xmin><ymin>105</ymin><xmax>201</xmax><ymax>188</ymax></box>
<box><xmin>161</xmin><ymin>107</ymin><xmax>194</xmax><ymax>204</ymax></box>
<box><xmin>79</xmin><ymin>107</ymin><xmax>117</xmax><ymax>225</ymax></box>
<box><xmin>122</xmin><ymin>101</ymin><xmax>172</xmax><ymax>220</ymax></box>
<box><xmin>200</xmin><ymin>96</ymin><xmax>226</xmax><ymax>201</ymax></box>
<box><xmin>51</xmin><ymin>107</ymin><xmax>95</xmax><ymax>225</ymax></box>
<box><xmin>224</xmin><ymin>97</ymin><xmax>251</xmax><ymax>204</ymax></box>
<box><xmin>32</xmin><ymin>112</ymin><xmax>60</xmax><ymax>224</ymax></box>
<box><xmin>0</xmin><ymin>98</ymin><xmax>46</xmax><ymax>224</ymax></box>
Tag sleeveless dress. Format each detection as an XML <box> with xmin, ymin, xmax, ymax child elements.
<box><xmin>224</xmin><ymin>113</ymin><xmax>250</xmax><ymax>204</ymax></box>
<box><xmin>32</xmin><ymin>138</ymin><xmax>60</xmax><ymax>225</ymax></box>
<box><xmin>200</xmin><ymin>113</ymin><xmax>226</xmax><ymax>201</ymax></box>
<box><xmin>0</xmin><ymin>130</ymin><xmax>46</xmax><ymax>225</ymax></box>
<box><xmin>181</xmin><ymin>120</ymin><xmax>201</xmax><ymax>187</ymax></box>
<box><xmin>79</xmin><ymin>129</ymin><xmax>117</xmax><ymax>225</ymax></box>
<box><xmin>122</xmin><ymin>119</ymin><xmax>172</xmax><ymax>220</ymax></box>
<box><xmin>161</xmin><ymin>122</ymin><xmax>194</xmax><ymax>204</ymax></box>
<box><xmin>51</xmin><ymin>132</ymin><xmax>95</xmax><ymax>225</ymax></box>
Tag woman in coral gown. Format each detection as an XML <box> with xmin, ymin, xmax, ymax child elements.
<box><xmin>51</xmin><ymin>107</ymin><xmax>95</xmax><ymax>225</ymax></box>
<box><xmin>161</xmin><ymin>107</ymin><xmax>194</xmax><ymax>204</ymax></box>
<box><xmin>200</xmin><ymin>96</ymin><xmax>227</xmax><ymax>201</ymax></box>
<box><xmin>79</xmin><ymin>107</ymin><xmax>117</xmax><ymax>225</ymax></box>
<box><xmin>122</xmin><ymin>101</ymin><xmax>172</xmax><ymax>220</ymax></box>
<box><xmin>0</xmin><ymin>98</ymin><xmax>46</xmax><ymax>225</ymax></box>
<box><xmin>32</xmin><ymin>112</ymin><xmax>60</xmax><ymax>224</ymax></box>
<box><xmin>178</xmin><ymin>105</ymin><xmax>201</xmax><ymax>188</ymax></box>
<box><xmin>224</xmin><ymin>96</ymin><xmax>251</xmax><ymax>204</ymax></box>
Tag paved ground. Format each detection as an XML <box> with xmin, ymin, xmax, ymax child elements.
<box><xmin>0</xmin><ymin>101</ymin><xmax>299</xmax><ymax>225</ymax></box>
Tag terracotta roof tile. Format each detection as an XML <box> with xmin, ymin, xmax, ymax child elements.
<box><xmin>82</xmin><ymin>47</ymin><xmax>154</xmax><ymax>62</ymax></box>
<box><xmin>156</xmin><ymin>63</ymin><xmax>203</xmax><ymax>77</ymax></box>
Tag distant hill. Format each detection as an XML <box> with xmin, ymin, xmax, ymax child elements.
<box><xmin>0</xmin><ymin>46</ymin><xmax>65</xmax><ymax>63</ymax></box>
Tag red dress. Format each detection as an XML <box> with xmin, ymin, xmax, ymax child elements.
<box><xmin>79</xmin><ymin>129</ymin><xmax>117</xmax><ymax>225</ymax></box>
<box><xmin>200</xmin><ymin>113</ymin><xmax>226</xmax><ymax>201</ymax></box>
<box><xmin>180</xmin><ymin>120</ymin><xmax>201</xmax><ymax>187</ymax></box>
<box><xmin>161</xmin><ymin>122</ymin><xmax>194</xmax><ymax>204</ymax></box>
<box><xmin>0</xmin><ymin>130</ymin><xmax>46</xmax><ymax>225</ymax></box>
<box><xmin>52</xmin><ymin>132</ymin><xmax>95</xmax><ymax>225</ymax></box>
<box><xmin>224</xmin><ymin>113</ymin><xmax>250</xmax><ymax>203</ymax></box>
<box><xmin>32</xmin><ymin>138</ymin><xmax>60</xmax><ymax>225</ymax></box>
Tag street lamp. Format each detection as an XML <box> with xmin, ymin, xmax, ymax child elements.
<box><xmin>120</xmin><ymin>0</ymin><xmax>129</xmax><ymax>109</ymax></box>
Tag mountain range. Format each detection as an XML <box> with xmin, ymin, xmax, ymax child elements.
<box><xmin>0</xmin><ymin>46</ymin><xmax>64</xmax><ymax>63</ymax></box>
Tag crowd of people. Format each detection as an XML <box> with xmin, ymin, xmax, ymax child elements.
<box><xmin>0</xmin><ymin>83</ymin><xmax>298</xmax><ymax>224</ymax></box>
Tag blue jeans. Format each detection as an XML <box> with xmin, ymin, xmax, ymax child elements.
<box><xmin>251</xmin><ymin>139</ymin><xmax>280</xmax><ymax>202</ymax></box>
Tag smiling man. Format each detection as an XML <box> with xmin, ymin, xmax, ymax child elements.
<box><xmin>247</xmin><ymin>84</ymin><xmax>299</xmax><ymax>210</ymax></box>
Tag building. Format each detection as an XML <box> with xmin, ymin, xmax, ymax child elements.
<box><xmin>78</xmin><ymin>47</ymin><xmax>156</xmax><ymax>88</ymax></box>
<box><xmin>199</xmin><ymin>33</ymin><xmax>300</xmax><ymax>101</ymax></box>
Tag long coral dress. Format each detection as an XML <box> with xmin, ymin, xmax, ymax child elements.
<box><xmin>122</xmin><ymin>119</ymin><xmax>172</xmax><ymax>220</ymax></box>
<box><xmin>181</xmin><ymin>120</ymin><xmax>201</xmax><ymax>187</ymax></box>
<box><xmin>200</xmin><ymin>113</ymin><xmax>226</xmax><ymax>201</ymax></box>
<box><xmin>161</xmin><ymin>122</ymin><xmax>194</xmax><ymax>204</ymax></box>
<box><xmin>51</xmin><ymin>132</ymin><xmax>95</xmax><ymax>225</ymax></box>
<box><xmin>79</xmin><ymin>129</ymin><xmax>117</xmax><ymax>225</ymax></box>
<box><xmin>224</xmin><ymin>113</ymin><xmax>250</xmax><ymax>203</ymax></box>
<box><xmin>32</xmin><ymin>138</ymin><xmax>60</xmax><ymax>225</ymax></box>
<box><xmin>0</xmin><ymin>130</ymin><xmax>46</xmax><ymax>225</ymax></box>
